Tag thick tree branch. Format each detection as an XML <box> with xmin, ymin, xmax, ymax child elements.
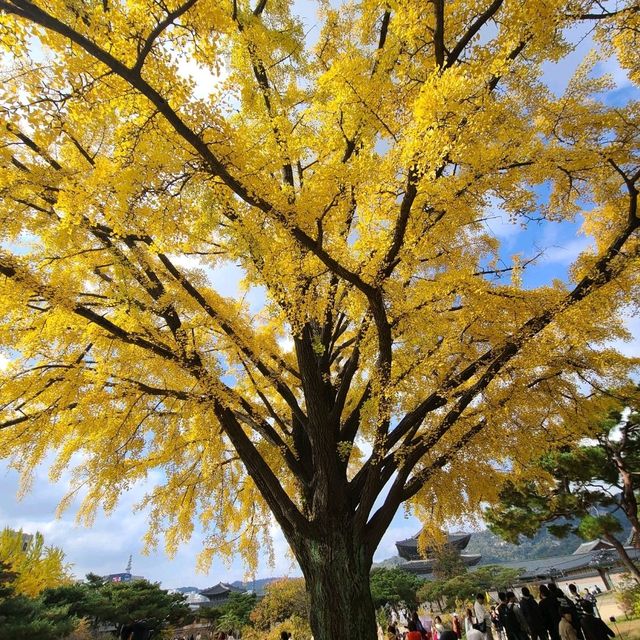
<box><xmin>446</xmin><ymin>0</ymin><xmax>504</xmax><ymax>68</ymax></box>
<box><xmin>340</xmin><ymin>381</ymin><xmax>371</xmax><ymax>445</ymax></box>
<box><xmin>133</xmin><ymin>0</ymin><xmax>198</xmax><ymax>74</ymax></box>
<box><xmin>0</xmin><ymin>255</ymin><xmax>182</xmax><ymax>362</ymax></box>
<box><xmin>364</xmin><ymin>418</ymin><xmax>486</xmax><ymax>550</ymax></box>
<box><xmin>356</xmin><ymin>177</ymin><xmax>639</xmax><ymax>529</ymax></box>
<box><xmin>433</xmin><ymin>0</ymin><xmax>445</xmax><ymax>67</ymax></box>
<box><xmin>155</xmin><ymin>251</ymin><xmax>306</xmax><ymax>423</ymax></box>
<box><xmin>6</xmin><ymin>124</ymin><xmax>188</xmax><ymax>343</ymax></box>
<box><xmin>213</xmin><ymin>400</ymin><xmax>310</xmax><ymax>537</ymax></box>
<box><xmin>253</xmin><ymin>0</ymin><xmax>267</xmax><ymax>16</ymax></box>
<box><xmin>6</xmin><ymin>122</ymin><xmax>62</xmax><ymax>170</ymax></box>
<box><xmin>233</xmin><ymin>5</ymin><xmax>295</xmax><ymax>190</ymax></box>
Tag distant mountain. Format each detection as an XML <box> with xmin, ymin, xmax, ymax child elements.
<box><xmin>467</xmin><ymin>510</ymin><xmax>633</xmax><ymax>564</ymax></box>
<box><xmin>373</xmin><ymin>529</ymin><xmax>594</xmax><ymax>570</ymax></box>
<box><xmin>375</xmin><ymin>510</ymin><xmax>634</xmax><ymax>569</ymax></box>
<box><xmin>373</xmin><ymin>556</ymin><xmax>408</xmax><ymax>569</ymax></box>
<box><xmin>172</xmin><ymin>577</ymin><xmax>286</xmax><ymax>596</ymax></box>
<box><xmin>465</xmin><ymin>527</ymin><xmax>583</xmax><ymax>564</ymax></box>
<box><xmin>230</xmin><ymin>577</ymin><xmax>282</xmax><ymax>595</ymax></box>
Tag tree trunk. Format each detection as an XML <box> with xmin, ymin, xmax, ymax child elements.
<box><xmin>295</xmin><ymin>526</ymin><xmax>378</xmax><ymax>640</ymax></box>
<box><xmin>597</xmin><ymin>568</ymin><xmax>613</xmax><ymax>591</ymax></box>
<box><xmin>603</xmin><ymin>533</ymin><xmax>640</xmax><ymax>582</ymax></box>
<box><xmin>617</xmin><ymin>463</ymin><xmax>640</xmax><ymax>549</ymax></box>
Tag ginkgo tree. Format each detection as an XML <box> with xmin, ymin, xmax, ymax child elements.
<box><xmin>0</xmin><ymin>1</ymin><xmax>639</xmax><ymax>638</ymax></box>
<box><xmin>0</xmin><ymin>529</ymin><xmax>71</xmax><ymax>597</ymax></box>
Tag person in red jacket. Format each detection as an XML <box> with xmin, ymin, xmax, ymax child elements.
<box><xmin>407</xmin><ymin>620</ymin><xmax>424</xmax><ymax>640</ymax></box>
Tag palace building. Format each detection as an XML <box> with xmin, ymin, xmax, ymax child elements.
<box><xmin>395</xmin><ymin>532</ymin><xmax>482</xmax><ymax>577</ymax></box>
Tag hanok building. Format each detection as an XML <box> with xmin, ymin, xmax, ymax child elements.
<box><xmin>503</xmin><ymin>539</ymin><xmax>640</xmax><ymax>590</ymax></box>
<box><xmin>199</xmin><ymin>582</ymin><xmax>247</xmax><ymax>607</ymax></box>
<box><xmin>395</xmin><ymin>532</ymin><xmax>482</xmax><ymax>578</ymax></box>
<box><xmin>393</xmin><ymin>531</ymin><xmax>640</xmax><ymax>592</ymax></box>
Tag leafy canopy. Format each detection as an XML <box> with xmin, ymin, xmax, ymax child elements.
<box><xmin>250</xmin><ymin>578</ymin><xmax>310</xmax><ymax>631</ymax></box>
<box><xmin>0</xmin><ymin>561</ymin><xmax>77</xmax><ymax>640</ymax></box>
<box><xmin>485</xmin><ymin>387</ymin><xmax>640</xmax><ymax>545</ymax></box>
<box><xmin>0</xmin><ymin>529</ymin><xmax>71</xmax><ymax>598</ymax></box>
<box><xmin>431</xmin><ymin>544</ymin><xmax>468</xmax><ymax>581</ymax></box>
<box><xmin>0</xmin><ymin>0</ymin><xmax>639</xmax><ymax>573</ymax></box>
<box><xmin>369</xmin><ymin>567</ymin><xmax>423</xmax><ymax>609</ymax></box>
<box><xmin>213</xmin><ymin>591</ymin><xmax>258</xmax><ymax>633</ymax></box>
<box><xmin>41</xmin><ymin>576</ymin><xmax>191</xmax><ymax>632</ymax></box>
<box><xmin>417</xmin><ymin>565</ymin><xmax>521</xmax><ymax>609</ymax></box>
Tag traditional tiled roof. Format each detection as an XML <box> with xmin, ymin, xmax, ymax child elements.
<box><xmin>401</xmin><ymin>554</ymin><xmax>483</xmax><ymax>574</ymax></box>
<box><xmin>199</xmin><ymin>582</ymin><xmax>246</xmax><ymax>598</ymax></box>
<box><xmin>491</xmin><ymin>547</ymin><xmax>640</xmax><ymax>581</ymax></box>
<box><xmin>572</xmin><ymin>539</ymin><xmax>615</xmax><ymax>555</ymax></box>
<box><xmin>396</xmin><ymin>532</ymin><xmax>473</xmax><ymax>560</ymax></box>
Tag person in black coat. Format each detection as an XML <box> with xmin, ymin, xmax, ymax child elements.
<box><xmin>579</xmin><ymin>602</ymin><xmax>615</xmax><ymax>640</ymax></box>
<box><xmin>538</xmin><ymin>585</ymin><xmax>561</xmax><ymax>640</ymax></box>
<box><xmin>520</xmin><ymin>587</ymin><xmax>548</xmax><ymax>640</ymax></box>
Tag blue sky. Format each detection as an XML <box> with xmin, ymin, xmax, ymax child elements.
<box><xmin>1</xmin><ymin>5</ymin><xmax>639</xmax><ymax>589</ymax></box>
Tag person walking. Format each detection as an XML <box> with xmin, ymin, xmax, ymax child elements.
<box><xmin>520</xmin><ymin>586</ymin><xmax>547</xmax><ymax>640</ymax></box>
<box><xmin>452</xmin><ymin>612</ymin><xmax>462</xmax><ymax>640</ymax></box>
<box><xmin>578</xmin><ymin>602</ymin><xmax>614</xmax><ymax>640</ymax></box>
<box><xmin>559</xmin><ymin>608</ymin><xmax>578</xmax><ymax>640</ymax></box>
<box><xmin>407</xmin><ymin>620</ymin><xmax>424</xmax><ymax>640</ymax></box>
<box><xmin>497</xmin><ymin>593</ymin><xmax>511</xmax><ymax>640</ymax></box>
<box><xmin>506</xmin><ymin>591</ymin><xmax>530</xmax><ymax>640</ymax></box>
<box><xmin>553</xmin><ymin>585</ymin><xmax>582</xmax><ymax>640</ymax></box>
<box><xmin>466</xmin><ymin>608</ymin><xmax>485</xmax><ymax>640</ymax></box>
<box><xmin>582</xmin><ymin>589</ymin><xmax>599</xmax><ymax>618</ymax></box>
<box><xmin>492</xmin><ymin>605</ymin><xmax>507</xmax><ymax>640</ymax></box>
<box><xmin>475</xmin><ymin>593</ymin><xmax>494</xmax><ymax>640</ymax></box>
<box><xmin>568</xmin><ymin>585</ymin><xmax>588</xmax><ymax>621</ymax></box>
<box><xmin>539</xmin><ymin>585</ymin><xmax>561</xmax><ymax>640</ymax></box>
<box><xmin>411</xmin><ymin>610</ymin><xmax>427</xmax><ymax>638</ymax></box>
<box><xmin>548</xmin><ymin>584</ymin><xmax>576</xmax><ymax>619</ymax></box>
<box><xmin>433</xmin><ymin>615</ymin><xmax>445</xmax><ymax>640</ymax></box>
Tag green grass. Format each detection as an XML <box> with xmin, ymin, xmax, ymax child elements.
<box><xmin>610</xmin><ymin>617</ymin><xmax>640</xmax><ymax>640</ymax></box>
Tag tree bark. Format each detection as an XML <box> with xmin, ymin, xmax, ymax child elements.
<box><xmin>614</xmin><ymin>459</ymin><xmax>640</xmax><ymax>549</ymax></box>
<box><xmin>294</xmin><ymin>525</ymin><xmax>378</xmax><ymax>640</ymax></box>
<box><xmin>602</xmin><ymin>533</ymin><xmax>640</xmax><ymax>582</ymax></box>
<box><xmin>596</xmin><ymin>568</ymin><xmax>613</xmax><ymax>591</ymax></box>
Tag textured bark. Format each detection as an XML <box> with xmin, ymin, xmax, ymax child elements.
<box><xmin>614</xmin><ymin>458</ymin><xmax>640</xmax><ymax>549</ymax></box>
<box><xmin>295</xmin><ymin>526</ymin><xmax>377</xmax><ymax>640</ymax></box>
<box><xmin>597</xmin><ymin>568</ymin><xmax>613</xmax><ymax>590</ymax></box>
<box><xmin>603</xmin><ymin>532</ymin><xmax>640</xmax><ymax>582</ymax></box>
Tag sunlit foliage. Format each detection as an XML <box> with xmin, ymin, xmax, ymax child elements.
<box><xmin>0</xmin><ymin>1</ymin><xmax>639</xmax><ymax>636</ymax></box>
<box><xmin>0</xmin><ymin>530</ymin><xmax>71</xmax><ymax>597</ymax></box>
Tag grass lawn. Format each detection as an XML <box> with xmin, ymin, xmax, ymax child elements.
<box><xmin>609</xmin><ymin>617</ymin><xmax>640</xmax><ymax>640</ymax></box>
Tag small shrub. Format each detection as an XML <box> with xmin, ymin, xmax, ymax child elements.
<box><xmin>615</xmin><ymin>578</ymin><xmax>640</xmax><ymax>617</ymax></box>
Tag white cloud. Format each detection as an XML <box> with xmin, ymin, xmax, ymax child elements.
<box><xmin>176</xmin><ymin>58</ymin><xmax>227</xmax><ymax>101</ymax></box>
<box><xmin>539</xmin><ymin>236</ymin><xmax>594</xmax><ymax>266</ymax></box>
<box><xmin>277</xmin><ymin>335</ymin><xmax>295</xmax><ymax>352</ymax></box>
<box><xmin>607</xmin><ymin>311</ymin><xmax>640</xmax><ymax>360</ymax></box>
<box><xmin>482</xmin><ymin>206</ymin><xmax>524</xmax><ymax>243</ymax></box>
<box><xmin>541</xmin><ymin>24</ymin><xmax>595</xmax><ymax>96</ymax></box>
<box><xmin>594</xmin><ymin>57</ymin><xmax>633</xmax><ymax>91</ymax></box>
<box><xmin>0</xmin><ymin>459</ymin><xmax>286</xmax><ymax>589</ymax></box>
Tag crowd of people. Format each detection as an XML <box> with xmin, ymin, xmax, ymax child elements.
<box><xmin>384</xmin><ymin>584</ymin><xmax>614</xmax><ymax>640</ymax></box>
